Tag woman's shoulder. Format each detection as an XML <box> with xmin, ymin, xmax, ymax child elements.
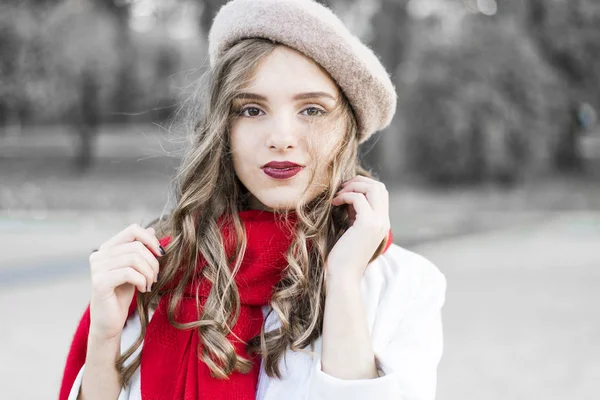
<box><xmin>368</xmin><ymin>243</ymin><xmax>445</xmax><ymax>286</ymax></box>
<box><xmin>363</xmin><ymin>243</ymin><xmax>447</xmax><ymax>311</ymax></box>
<box><xmin>363</xmin><ymin>243</ymin><xmax>447</xmax><ymax>343</ymax></box>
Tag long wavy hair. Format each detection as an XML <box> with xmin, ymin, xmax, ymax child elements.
<box><xmin>115</xmin><ymin>38</ymin><xmax>390</xmax><ymax>387</ymax></box>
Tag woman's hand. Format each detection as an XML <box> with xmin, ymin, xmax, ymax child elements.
<box><xmin>328</xmin><ymin>175</ymin><xmax>390</xmax><ymax>284</ymax></box>
<box><xmin>88</xmin><ymin>224</ymin><xmax>164</xmax><ymax>340</ymax></box>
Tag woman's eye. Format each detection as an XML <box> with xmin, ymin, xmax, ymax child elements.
<box><xmin>237</xmin><ymin>106</ymin><xmax>325</xmax><ymax>117</ymax></box>
<box><xmin>239</xmin><ymin>106</ymin><xmax>263</xmax><ymax>117</ymax></box>
<box><xmin>302</xmin><ymin>107</ymin><xmax>326</xmax><ymax>117</ymax></box>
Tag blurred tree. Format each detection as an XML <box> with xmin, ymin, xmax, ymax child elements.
<box><xmin>0</xmin><ymin>9</ymin><xmax>24</xmax><ymax>129</ymax></box>
<box><xmin>42</xmin><ymin>0</ymin><xmax>121</xmax><ymax>172</ymax></box>
<box><xmin>0</xmin><ymin>4</ymin><xmax>44</xmax><ymax>132</ymax></box>
<box><xmin>0</xmin><ymin>0</ymin><xmax>123</xmax><ymax>170</ymax></box>
<box><xmin>153</xmin><ymin>44</ymin><xmax>181</xmax><ymax>121</ymax></box>
<box><xmin>399</xmin><ymin>14</ymin><xmax>568</xmax><ymax>184</ymax></box>
<box><xmin>524</xmin><ymin>0</ymin><xmax>600</xmax><ymax>173</ymax></box>
<box><xmin>363</xmin><ymin>0</ymin><xmax>409</xmax><ymax>179</ymax></box>
<box><xmin>93</xmin><ymin>0</ymin><xmax>137</xmax><ymax>124</ymax></box>
<box><xmin>369</xmin><ymin>0</ymin><xmax>409</xmax><ymax>80</ymax></box>
<box><xmin>198</xmin><ymin>0</ymin><xmax>226</xmax><ymax>37</ymax></box>
<box><xmin>129</xmin><ymin>0</ymin><xmax>186</xmax><ymax>123</ymax></box>
<box><xmin>317</xmin><ymin>0</ymin><xmax>335</xmax><ymax>8</ymax></box>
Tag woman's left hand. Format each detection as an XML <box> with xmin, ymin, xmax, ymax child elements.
<box><xmin>327</xmin><ymin>175</ymin><xmax>391</xmax><ymax>285</ymax></box>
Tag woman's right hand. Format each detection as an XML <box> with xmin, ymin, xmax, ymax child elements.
<box><xmin>88</xmin><ymin>223</ymin><xmax>165</xmax><ymax>341</ymax></box>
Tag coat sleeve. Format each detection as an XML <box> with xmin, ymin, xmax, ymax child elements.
<box><xmin>309</xmin><ymin>257</ymin><xmax>447</xmax><ymax>400</ymax></box>
<box><xmin>65</xmin><ymin>363</ymin><xmax>132</xmax><ymax>400</ymax></box>
<box><xmin>66</xmin><ymin>365</ymin><xmax>86</xmax><ymax>400</ymax></box>
<box><xmin>58</xmin><ymin>305</ymin><xmax>91</xmax><ymax>400</ymax></box>
<box><xmin>59</xmin><ymin>296</ymin><xmax>140</xmax><ymax>400</ymax></box>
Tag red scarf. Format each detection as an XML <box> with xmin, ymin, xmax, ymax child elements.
<box><xmin>59</xmin><ymin>210</ymin><xmax>393</xmax><ymax>400</ymax></box>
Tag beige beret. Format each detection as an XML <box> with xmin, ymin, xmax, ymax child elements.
<box><xmin>207</xmin><ymin>0</ymin><xmax>397</xmax><ymax>143</ymax></box>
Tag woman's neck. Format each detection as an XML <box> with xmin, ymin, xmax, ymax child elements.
<box><xmin>247</xmin><ymin>195</ymin><xmax>274</xmax><ymax>212</ymax></box>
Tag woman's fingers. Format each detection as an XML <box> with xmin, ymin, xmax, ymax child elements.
<box><xmin>332</xmin><ymin>192</ymin><xmax>371</xmax><ymax>217</ymax></box>
<box><xmin>89</xmin><ymin>224</ymin><xmax>165</xmax><ymax>294</ymax></box>
<box><xmin>99</xmin><ymin>224</ymin><xmax>162</xmax><ymax>258</ymax></box>
<box><xmin>94</xmin><ymin>267</ymin><xmax>148</xmax><ymax>294</ymax></box>
<box><xmin>100</xmin><ymin>241</ymin><xmax>160</xmax><ymax>281</ymax></box>
<box><xmin>336</xmin><ymin>181</ymin><xmax>380</xmax><ymax>208</ymax></box>
<box><xmin>91</xmin><ymin>252</ymin><xmax>156</xmax><ymax>293</ymax></box>
<box><xmin>337</xmin><ymin>177</ymin><xmax>389</xmax><ymax>214</ymax></box>
<box><xmin>334</xmin><ymin>177</ymin><xmax>390</xmax><ymax>235</ymax></box>
<box><xmin>87</xmin><ymin>225</ymin><xmax>165</xmax><ymax>339</ymax></box>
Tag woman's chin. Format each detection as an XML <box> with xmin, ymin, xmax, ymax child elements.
<box><xmin>257</xmin><ymin>199</ymin><xmax>298</xmax><ymax>212</ymax></box>
<box><xmin>251</xmin><ymin>190</ymin><xmax>305</xmax><ymax>211</ymax></box>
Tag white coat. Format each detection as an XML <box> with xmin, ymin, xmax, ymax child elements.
<box><xmin>68</xmin><ymin>243</ymin><xmax>447</xmax><ymax>400</ymax></box>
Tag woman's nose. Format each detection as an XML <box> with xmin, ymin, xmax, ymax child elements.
<box><xmin>266</xmin><ymin>114</ymin><xmax>299</xmax><ymax>150</ymax></box>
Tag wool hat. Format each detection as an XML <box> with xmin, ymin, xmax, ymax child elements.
<box><xmin>207</xmin><ymin>0</ymin><xmax>397</xmax><ymax>143</ymax></box>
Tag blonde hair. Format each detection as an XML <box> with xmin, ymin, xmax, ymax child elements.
<box><xmin>116</xmin><ymin>38</ymin><xmax>389</xmax><ymax>386</ymax></box>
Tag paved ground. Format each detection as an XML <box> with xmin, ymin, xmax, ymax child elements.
<box><xmin>425</xmin><ymin>211</ymin><xmax>600</xmax><ymax>400</ymax></box>
<box><xmin>0</xmin><ymin>211</ymin><xmax>598</xmax><ymax>399</ymax></box>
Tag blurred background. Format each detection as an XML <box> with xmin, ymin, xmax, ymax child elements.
<box><xmin>1</xmin><ymin>0</ymin><xmax>599</xmax><ymax>398</ymax></box>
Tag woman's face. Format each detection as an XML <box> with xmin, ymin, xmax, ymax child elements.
<box><xmin>229</xmin><ymin>45</ymin><xmax>346</xmax><ymax>211</ymax></box>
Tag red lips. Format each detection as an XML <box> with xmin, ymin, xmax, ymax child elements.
<box><xmin>262</xmin><ymin>161</ymin><xmax>304</xmax><ymax>180</ymax></box>
<box><xmin>262</xmin><ymin>161</ymin><xmax>302</xmax><ymax>168</ymax></box>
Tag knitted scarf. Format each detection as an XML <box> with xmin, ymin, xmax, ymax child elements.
<box><xmin>59</xmin><ymin>209</ymin><xmax>393</xmax><ymax>400</ymax></box>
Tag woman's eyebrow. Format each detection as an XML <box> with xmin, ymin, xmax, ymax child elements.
<box><xmin>293</xmin><ymin>92</ymin><xmax>337</xmax><ymax>101</ymax></box>
<box><xmin>233</xmin><ymin>91</ymin><xmax>337</xmax><ymax>102</ymax></box>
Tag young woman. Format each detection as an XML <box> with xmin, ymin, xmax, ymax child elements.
<box><xmin>59</xmin><ymin>1</ymin><xmax>447</xmax><ymax>399</ymax></box>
